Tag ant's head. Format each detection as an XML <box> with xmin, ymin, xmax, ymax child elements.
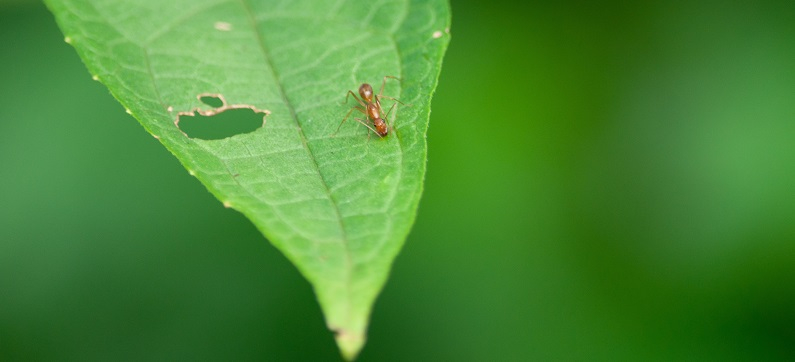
<box><xmin>373</xmin><ymin>118</ymin><xmax>388</xmax><ymax>137</ymax></box>
<box><xmin>359</xmin><ymin>83</ymin><xmax>374</xmax><ymax>102</ymax></box>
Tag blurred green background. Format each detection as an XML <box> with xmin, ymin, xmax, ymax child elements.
<box><xmin>2</xmin><ymin>0</ymin><xmax>795</xmax><ymax>360</ymax></box>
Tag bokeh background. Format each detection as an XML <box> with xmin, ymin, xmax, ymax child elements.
<box><xmin>2</xmin><ymin>0</ymin><xmax>795</xmax><ymax>360</ymax></box>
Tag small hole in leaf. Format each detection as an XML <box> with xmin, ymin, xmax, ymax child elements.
<box><xmin>179</xmin><ymin>108</ymin><xmax>265</xmax><ymax>140</ymax></box>
<box><xmin>200</xmin><ymin>95</ymin><xmax>224</xmax><ymax>108</ymax></box>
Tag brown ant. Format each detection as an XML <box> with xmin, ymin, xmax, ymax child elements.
<box><xmin>335</xmin><ymin>76</ymin><xmax>404</xmax><ymax>138</ymax></box>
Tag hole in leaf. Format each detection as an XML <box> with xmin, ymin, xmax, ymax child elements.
<box><xmin>199</xmin><ymin>95</ymin><xmax>224</xmax><ymax>108</ymax></box>
<box><xmin>179</xmin><ymin>107</ymin><xmax>265</xmax><ymax>140</ymax></box>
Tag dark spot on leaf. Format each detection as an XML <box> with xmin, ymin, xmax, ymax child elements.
<box><xmin>330</xmin><ymin>327</ymin><xmax>344</xmax><ymax>337</ymax></box>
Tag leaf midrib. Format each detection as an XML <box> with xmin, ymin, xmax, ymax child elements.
<box><xmin>237</xmin><ymin>0</ymin><xmax>354</xmax><ymax>304</ymax></box>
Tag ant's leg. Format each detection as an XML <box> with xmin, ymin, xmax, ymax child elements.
<box><xmin>343</xmin><ymin>90</ymin><xmax>366</xmax><ymax>108</ymax></box>
<box><xmin>353</xmin><ymin>117</ymin><xmax>381</xmax><ymax>138</ymax></box>
<box><xmin>377</xmin><ymin>94</ymin><xmax>406</xmax><ymax>106</ymax></box>
<box><xmin>382</xmin><ymin>103</ymin><xmax>398</xmax><ymax>135</ymax></box>
<box><xmin>377</xmin><ymin>76</ymin><xmax>408</xmax><ymax>107</ymax></box>
<box><xmin>378</xmin><ymin>75</ymin><xmax>401</xmax><ymax>97</ymax></box>
<box><xmin>383</xmin><ymin>103</ymin><xmax>397</xmax><ymax>125</ymax></box>
<box><xmin>333</xmin><ymin>106</ymin><xmax>366</xmax><ymax>136</ymax></box>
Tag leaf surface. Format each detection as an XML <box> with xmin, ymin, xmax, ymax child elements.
<box><xmin>45</xmin><ymin>0</ymin><xmax>450</xmax><ymax>358</ymax></box>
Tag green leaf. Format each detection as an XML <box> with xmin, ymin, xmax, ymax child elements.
<box><xmin>44</xmin><ymin>0</ymin><xmax>450</xmax><ymax>359</ymax></box>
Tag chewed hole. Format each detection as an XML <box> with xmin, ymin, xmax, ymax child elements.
<box><xmin>178</xmin><ymin>108</ymin><xmax>265</xmax><ymax>140</ymax></box>
<box><xmin>200</xmin><ymin>95</ymin><xmax>224</xmax><ymax>108</ymax></box>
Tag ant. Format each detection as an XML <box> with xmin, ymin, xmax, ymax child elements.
<box><xmin>335</xmin><ymin>76</ymin><xmax>404</xmax><ymax>138</ymax></box>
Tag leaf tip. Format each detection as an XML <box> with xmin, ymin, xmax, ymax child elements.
<box><xmin>333</xmin><ymin>328</ymin><xmax>366</xmax><ymax>361</ymax></box>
